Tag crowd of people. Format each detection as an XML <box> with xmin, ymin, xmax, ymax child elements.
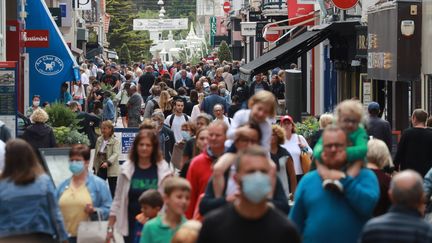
<box><xmin>2</xmin><ymin>57</ymin><xmax>432</xmax><ymax>243</ymax></box>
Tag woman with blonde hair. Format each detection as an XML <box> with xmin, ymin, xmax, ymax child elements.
<box><xmin>309</xmin><ymin>113</ymin><xmax>334</xmax><ymax>149</ymax></box>
<box><xmin>22</xmin><ymin>108</ymin><xmax>56</xmax><ymax>149</ymax></box>
<box><xmin>160</xmin><ymin>90</ymin><xmax>173</xmax><ymax>118</ymax></box>
<box><xmin>213</xmin><ymin>67</ymin><xmax>224</xmax><ymax>83</ymax></box>
<box><xmin>271</xmin><ymin>124</ymin><xmax>297</xmax><ymax>198</ymax></box>
<box><xmin>367</xmin><ymin>139</ymin><xmax>392</xmax><ymax>216</ymax></box>
<box><xmin>191</xmin><ymin>93</ymin><xmax>206</xmax><ymax>121</ymax></box>
<box><xmin>93</xmin><ymin>120</ymin><xmax>120</xmax><ymax>197</ymax></box>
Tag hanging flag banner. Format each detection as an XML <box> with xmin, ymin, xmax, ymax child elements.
<box><xmin>287</xmin><ymin>0</ymin><xmax>315</xmax><ymax>26</ymax></box>
<box><xmin>25</xmin><ymin>0</ymin><xmax>79</xmax><ymax>103</ymax></box>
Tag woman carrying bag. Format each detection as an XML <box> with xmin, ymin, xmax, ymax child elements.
<box><xmin>56</xmin><ymin>144</ymin><xmax>112</xmax><ymax>243</ymax></box>
<box><xmin>107</xmin><ymin>130</ymin><xmax>172</xmax><ymax>243</ymax></box>
<box><xmin>0</xmin><ymin>139</ymin><xmax>68</xmax><ymax>243</ymax></box>
<box><xmin>93</xmin><ymin>120</ymin><xmax>120</xmax><ymax>198</ymax></box>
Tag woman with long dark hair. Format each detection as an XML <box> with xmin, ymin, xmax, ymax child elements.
<box><xmin>107</xmin><ymin>130</ymin><xmax>172</xmax><ymax>243</ymax></box>
<box><xmin>0</xmin><ymin>139</ymin><xmax>68</xmax><ymax>243</ymax></box>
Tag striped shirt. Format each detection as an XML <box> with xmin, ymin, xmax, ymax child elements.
<box><xmin>360</xmin><ymin>205</ymin><xmax>432</xmax><ymax>243</ymax></box>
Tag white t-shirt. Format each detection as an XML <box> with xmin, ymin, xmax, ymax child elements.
<box><xmin>214</xmin><ymin>116</ymin><xmax>231</xmax><ymax>128</ymax></box>
<box><xmin>164</xmin><ymin>113</ymin><xmax>190</xmax><ymax>143</ymax></box>
<box><xmin>81</xmin><ymin>72</ymin><xmax>90</xmax><ymax>85</ymax></box>
<box><xmin>282</xmin><ymin>133</ymin><xmax>312</xmax><ymax>175</ymax></box>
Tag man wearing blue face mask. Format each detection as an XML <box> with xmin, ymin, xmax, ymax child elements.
<box><xmin>56</xmin><ymin>144</ymin><xmax>112</xmax><ymax>243</ymax></box>
<box><xmin>197</xmin><ymin>146</ymin><xmax>301</xmax><ymax>243</ymax></box>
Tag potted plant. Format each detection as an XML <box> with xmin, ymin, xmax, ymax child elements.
<box><xmin>46</xmin><ymin>103</ymin><xmax>89</xmax><ymax>147</ymax></box>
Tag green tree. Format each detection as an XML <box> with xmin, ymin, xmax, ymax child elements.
<box><xmin>218</xmin><ymin>41</ymin><xmax>232</xmax><ymax>63</ymax></box>
<box><xmin>106</xmin><ymin>0</ymin><xmax>153</xmax><ymax>61</ymax></box>
<box><xmin>119</xmin><ymin>43</ymin><xmax>131</xmax><ymax>64</ymax></box>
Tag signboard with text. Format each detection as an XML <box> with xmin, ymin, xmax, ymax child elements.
<box><xmin>367</xmin><ymin>1</ymin><xmax>421</xmax><ymax>81</ymax></box>
<box><xmin>241</xmin><ymin>22</ymin><xmax>257</xmax><ymax>36</ymax></box>
<box><xmin>210</xmin><ymin>16</ymin><xmax>216</xmax><ymax>46</ymax></box>
<box><xmin>23</xmin><ymin>30</ymin><xmax>49</xmax><ymax>48</ymax></box>
<box><xmin>0</xmin><ymin>61</ymin><xmax>18</xmax><ymax>138</ymax></box>
<box><xmin>133</xmin><ymin>18</ymin><xmax>188</xmax><ymax>31</ymax></box>
<box><xmin>114</xmin><ymin>128</ymin><xmax>139</xmax><ymax>162</ymax></box>
<box><xmin>74</xmin><ymin>0</ymin><xmax>92</xmax><ymax>10</ymax></box>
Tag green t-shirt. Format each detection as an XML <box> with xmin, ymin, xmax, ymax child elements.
<box><xmin>313</xmin><ymin>126</ymin><xmax>368</xmax><ymax>163</ymax></box>
<box><xmin>140</xmin><ymin>214</ymin><xmax>187</xmax><ymax>243</ymax></box>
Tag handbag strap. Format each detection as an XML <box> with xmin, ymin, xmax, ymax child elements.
<box><xmin>46</xmin><ymin>183</ymin><xmax>62</xmax><ymax>243</ymax></box>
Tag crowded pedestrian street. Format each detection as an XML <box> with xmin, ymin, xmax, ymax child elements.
<box><xmin>2</xmin><ymin>0</ymin><xmax>432</xmax><ymax>242</ymax></box>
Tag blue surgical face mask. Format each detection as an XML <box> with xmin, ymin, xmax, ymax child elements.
<box><xmin>181</xmin><ymin>131</ymin><xmax>191</xmax><ymax>141</ymax></box>
<box><xmin>69</xmin><ymin>160</ymin><xmax>85</xmax><ymax>175</ymax></box>
<box><xmin>241</xmin><ymin>171</ymin><xmax>272</xmax><ymax>204</ymax></box>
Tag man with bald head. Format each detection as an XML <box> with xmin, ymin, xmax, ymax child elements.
<box><xmin>361</xmin><ymin>170</ymin><xmax>432</xmax><ymax>242</ymax></box>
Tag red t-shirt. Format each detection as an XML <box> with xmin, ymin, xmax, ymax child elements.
<box><xmin>185</xmin><ymin>150</ymin><xmax>214</xmax><ymax>219</ymax></box>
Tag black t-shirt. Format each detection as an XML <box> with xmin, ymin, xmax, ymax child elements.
<box><xmin>228</xmin><ymin>104</ymin><xmax>241</xmax><ymax>118</ymax></box>
<box><xmin>395</xmin><ymin>127</ymin><xmax>432</xmax><ymax>177</ymax></box>
<box><xmin>100</xmin><ymin>74</ymin><xmax>118</xmax><ymax>88</ymax></box>
<box><xmin>183</xmin><ymin>138</ymin><xmax>196</xmax><ymax>159</ymax></box>
<box><xmin>127</xmin><ymin>164</ymin><xmax>158</xmax><ymax>234</ymax></box>
<box><xmin>197</xmin><ymin>204</ymin><xmax>300</xmax><ymax>243</ymax></box>
<box><xmin>138</xmin><ymin>73</ymin><xmax>155</xmax><ymax>97</ymax></box>
<box><xmin>270</xmin><ymin>146</ymin><xmax>291</xmax><ymax>172</ymax></box>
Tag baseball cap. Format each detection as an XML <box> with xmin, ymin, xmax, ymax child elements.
<box><xmin>368</xmin><ymin>102</ymin><xmax>380</xmax><ymax>111</ymax></box>
<box><xmin>280</xmin><ymin>115</ymin><xmax>294</xmax><ymax>124</ymax></box>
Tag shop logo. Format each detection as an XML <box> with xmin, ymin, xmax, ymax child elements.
<box><xmin>35</xmin><ymin>55</ymin><xmax>64</xmax><ymax>76</ymax></box>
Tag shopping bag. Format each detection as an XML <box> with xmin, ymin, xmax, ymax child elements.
<box><xmin>77</xmin><ymin>210</ymin><xmax>123</xmax><ymax>243</ymax></box>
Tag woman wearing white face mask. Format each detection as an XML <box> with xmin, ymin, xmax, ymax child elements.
<box><xmin>25</xmin><ymin>95</ymin><xmax>41</xmax><ymax>118</ymax></box>
<box><xmin>56</xmin><ymin>144</ymin><xmax>112</xmax><ymax>243</ymax></box>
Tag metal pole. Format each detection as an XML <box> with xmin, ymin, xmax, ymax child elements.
<box><xmin>0</xmin><ymin>0</ymin><xmax>5</xmax><ymax>61</ymax></box>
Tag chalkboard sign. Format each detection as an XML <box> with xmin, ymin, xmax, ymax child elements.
<box><xmin>114</xmin><ymin>128</ymin><xmax>140</xmax><ymax>162</ymax></box>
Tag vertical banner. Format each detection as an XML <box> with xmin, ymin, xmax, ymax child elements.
<box><xmin>0</xmin><ymin>61</ymin><xmax>17</xmax><ymax>138</ymax></box>
<box><xmin>25</xmin><ymin>0</ymin><xmax>79</xmax><ymax>103</ymax></box>
<box><xmin>210</xmin><ymin>16</ymin><xmax>216</xmax><ymax>47</ymax></box>
<box><xmin>287</xmin><ymin>0</ymin><xmax>315</xmax><ymax>26</ymax></box>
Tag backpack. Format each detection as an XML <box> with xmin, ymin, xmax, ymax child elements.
<box><xmin>169</xmin><ymin>114</ymin><xmax>189</xmax><ymax>128</ymax></box>
<box><xmin>150</xmin><ymin>99</ymin><xmax>159</xmax><ymax>110</ymax></box>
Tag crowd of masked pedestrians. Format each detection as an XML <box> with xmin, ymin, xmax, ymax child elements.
<box><xmin>2</xmin><ymin>56</ymin><xmax>432</xmax><ymax>243</ymax></box>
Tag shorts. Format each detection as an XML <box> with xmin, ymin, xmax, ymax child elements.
<box><xmin>119</xmin><ymin>104</ymin><xmax>128</xmax><ymax>117</ymax></box>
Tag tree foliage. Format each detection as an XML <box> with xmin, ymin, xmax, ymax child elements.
<box><xmin>218</xmin><ymin>41</ymin><xmax>232</xmax><ymax>63</ymax></box>
<box><xmin>107</xmin><ymin>0</ymin><xmax>197</xmax><ymax>62</ymax></box>
<box><xmin>106</xmin><ymin>0</ymin><xmax>153</xmax><ymax>62</ymax></box>
<box><xmin>119</xmin><ymin>43</ymin><xmax>131</xmax><ymax>64</ymax></box>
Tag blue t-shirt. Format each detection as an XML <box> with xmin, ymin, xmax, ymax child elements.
<box><xmin>128</xmin><ymin>164</ymin><xmax>158</xmax><ymax>237</ymax></box>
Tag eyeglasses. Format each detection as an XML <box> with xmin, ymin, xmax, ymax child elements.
<box><xmin>323</xmin><ymin>143</ymin><xmax>346</xmax><ymax>151</ymax></box>
<box><xmin>341</xmin><ymin>118</ymin><xmax>359</xmax><ymax>125</ymax></box>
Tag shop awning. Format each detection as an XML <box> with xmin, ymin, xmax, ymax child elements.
<box><xmin>25</xmin><ymin>0</ymin><xmax>80</xmax><ymax>103</ymax></box>
<box><xmin>240</xmin><ymin>29</ymin><xmax>331</xmax><ymax>80</ymax></box>
<box><xmin>239</xmin><ymin>21</ymin><xmax>360</xmax><ymax>80</ymax></box>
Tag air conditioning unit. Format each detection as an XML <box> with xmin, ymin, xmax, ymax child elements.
<box><xmin>77</xmin><ymin>28</ymin><xmax>88</xmax><ymax>41</ymax></box>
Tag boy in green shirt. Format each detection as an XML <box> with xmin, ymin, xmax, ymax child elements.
<box><xmin>140</xmin><ymin>177</ymin><xmax>191</xmax><ymax>243</ymax></box>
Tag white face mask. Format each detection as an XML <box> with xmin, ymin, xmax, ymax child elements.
<box><xmin>33</xmin><ymin>101</ymin><xmax>40</xmax><ymax>107</ymax></box>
